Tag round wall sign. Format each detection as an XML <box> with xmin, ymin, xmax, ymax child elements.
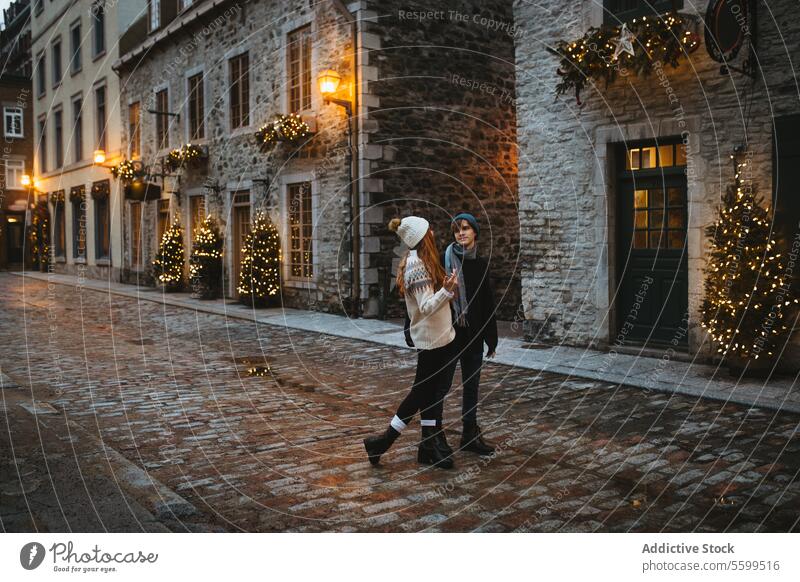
<box><xmin>705</xmin><ymin>0</ymin><xmax>749</xmax><ymax>62</ymax></box>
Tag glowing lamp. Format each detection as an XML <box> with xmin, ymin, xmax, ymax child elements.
<box><xmin>21</xmin><ymin>174</ymin><xmax>31</xmax><ymax>187</ymax></box>
<box><xmin>318</xmin><ymin>69</ymin><xmax>342</xmax><ymax>97</ymax></box>
<box><xmin>93</xmin><ymin>149</ymin><xmax>106</xmax><ymax>164</ymax></box>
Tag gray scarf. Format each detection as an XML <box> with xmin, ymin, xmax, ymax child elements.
<box><xmin>444</xmin><ymin>242</ymin><xmax>477</xmax><ymax>327</ymax></box>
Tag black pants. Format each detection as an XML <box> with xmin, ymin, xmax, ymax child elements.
<box><xmin>395</xmin><ymin>341</ymin><xmax>454</xmax><ymax>425</ymax></box>
<box><xmin>434</xmin><ymin>332</ymin><xmax>484</xmax><ymax>424</ymax></box>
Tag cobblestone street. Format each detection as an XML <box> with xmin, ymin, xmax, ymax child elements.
<box><xmin>1</xmin><ymin>274</ymin><xmax>798</xmax><ymax>532</ymax></box>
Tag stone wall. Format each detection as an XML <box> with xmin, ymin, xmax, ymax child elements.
<box><xmin>118</xmin><ymin>0</ymin><xmax>356</xmax><ymax>313</ymax></box>
<box><xmin>361</xmin><ymin>0</ymin><xmax>521</xmax><ymax>320</ymax></box>
<box><xmin>512</xmin><ymin>0</ymin><xmax>800</xmax><ymax>359</ymax></box>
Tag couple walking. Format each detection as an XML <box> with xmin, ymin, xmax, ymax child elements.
<box><xmin>363</xmin><ymin>212</ymin><xmax>497</xmax><ymax>469</ymax></box>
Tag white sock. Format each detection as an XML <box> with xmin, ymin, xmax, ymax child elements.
<box><xmin>420</xmin><ymin>419</ymin><xmax>437</xmax><ymax>427</ymax></box>
<box><xmin>390</xmin><ymin>415</ymin><xmax>407</xmax><ymax>432</ymax></box>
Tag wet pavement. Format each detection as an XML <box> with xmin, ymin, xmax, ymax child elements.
<box><xmin>0</xmin><ymin>274</ymin><xmax>798</xmax><ymax>532</ymax></box>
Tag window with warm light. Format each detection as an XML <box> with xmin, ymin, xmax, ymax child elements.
<box><xmin>287</xmin><ymin>25</ymin><xmax>312</xmax><ymax>113</ymax></box>
<box><xmin>288</xmin><ymin>181</ymin><xmax>313</xmax><ymax>279</ymax></box>
<box><xmin>128</xmin><ymin>101</ymin><xmax>141</xmax><ymax>157</ymax></box>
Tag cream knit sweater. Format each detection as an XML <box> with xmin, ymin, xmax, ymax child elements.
<box><xmin>403</xmin><ymin>250</ymin><xmax>455</xmax><ymax>350</ymax></box>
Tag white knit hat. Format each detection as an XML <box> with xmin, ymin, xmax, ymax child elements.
<box><xmin>389</xmin><ymin>216</ymin><xmax>429</xmax><ymax>248</ymax></box>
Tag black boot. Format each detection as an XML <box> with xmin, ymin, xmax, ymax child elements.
<box><xmin>364</xmin><ymin>426</ymin><xmax>400</xmax><ymax>465</ymax></box>
<box><xmin>436</xmin><ymin>420</ymin><xmax>454</xmax><ymax>457</ymax></box>
<box><xmin>460</xmin><ymin>421</ymin><xmax>495</xmax><ymax>455</ymax></box>
<box><xmin>418</xmin><ymin>426</ymin><xmax>454</xmax><ymax>469</ymax></box>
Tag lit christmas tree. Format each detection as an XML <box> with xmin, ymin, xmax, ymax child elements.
<box><xmin>237</xmin><ymin>212</ymin><xmax>281</xmax><ymax>307</ymax></box>
<box><xmin>189</xmin><ymin>215</ymin><xmax>223</xmax><ymax>299</ymax></box>
<box><xmin>153</xmin><ymin>217</ymin><xmax>185</xmax><ymax>292</ymax></box>
<box><xmin>701</xmin><ymin>155</ymin><xmax>799</xmax><ymax>366</ymax></box>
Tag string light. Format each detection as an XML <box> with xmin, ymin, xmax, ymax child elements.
<box><xmin>551</xmin><ymin>11</ymin><xmax>700</xmax><ymax>104</ymax></box>
<box><xmin>237</xmin><ymin>212</ymin><xmax>282</xmax><ymax>306</ymax></box>
<box><xmin>700</xmin><ymin>157</ymin><xmax>799</xmax><ymax>361</ymax></box>
<box><xmin>153</xmin><ymin>217</ymin><xmax>185</xmax><ymax>291</ymax></box>
<box><xmin>256</xmin><ymin>113</ymin><xmax>311</xmax><ymax>148</ymax></box>
<box><xmin>166</xmin><ymin>144</ymin><xmax>206</xmax><ymax>171</ymax></box>
<box><xmin>189</xmin><ymin>215</ymin><xmax>223</xmax><ymax>299</ymax></box>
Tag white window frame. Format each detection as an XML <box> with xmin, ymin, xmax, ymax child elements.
<box><xmin>4</xmin><ymin>159</ymin><xmax>25</xmax><ymax>190</ymax></box>
<box><xmin>3</xmin><ymin>106</ymin><xmax>24</xmax><ymax>138</ymax></box>
<box><xmin>279</xmin><ymin>172</ymin><xmax>319</xmax><ymax>287</ymax></box>
<box><xmin>153</xmin><ymin>82</ymin><xmax>170</xmax><ymax>152</ymax></box>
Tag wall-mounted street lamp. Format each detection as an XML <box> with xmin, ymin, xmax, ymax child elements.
<box><xmin>318</xmin><ymin>69</ymin><xmax>351</xmax><ymax>115</ymax></box>
<box><xmin>93</xmin><ymin>149</ymin><xmax>107</xmax><ymax>165</ymax></box>
<box><xmin>317</xmin><ymin>66</ymin><xmax>360</xmax><ymax>315</ymax></box>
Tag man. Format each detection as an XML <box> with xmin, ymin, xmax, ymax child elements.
<box><xmin>405</xmin><ymin>212</ymin><xmax>497</xmax><ymax>455</ymax></box>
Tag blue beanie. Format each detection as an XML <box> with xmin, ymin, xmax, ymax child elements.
<box><xmin>452</xmin><ymin>212</ymin><xmax>480</xmax><ymax>238</ymax></box>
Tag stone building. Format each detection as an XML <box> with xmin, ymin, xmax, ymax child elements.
<box><xmin>32</xmin><ymin>0</ymin><xmax>143</xmax><ymax>280</ymax></box>
<box><xmin>114</xmin><ymin>0</ymin><xmax>520</xmax><ymax>317</ymax></box>
<box><xmin>513</xmin><ymin>0</ymin><xmax>800</xmax><ymax>360</ymax></box>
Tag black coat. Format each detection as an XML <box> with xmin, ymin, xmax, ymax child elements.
<box><xmin>404</xmin><ymin>251</ymin><xmax>498</xmax><ymax>353</ymax></box>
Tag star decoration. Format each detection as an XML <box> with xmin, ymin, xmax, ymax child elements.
<box><xmin>612</xmin><ymin>23</ymin><xmax>636</xmax><ymax>59</ymax></box>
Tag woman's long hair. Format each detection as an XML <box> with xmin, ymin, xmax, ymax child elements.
<box><xmin>395</xmin><ymin>228</ymin><xmax>446</xmax><ymax>298</ymax></box>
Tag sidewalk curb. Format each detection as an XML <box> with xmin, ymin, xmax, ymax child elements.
<box><xmin>11</xmin><ymin>271</ymin><xmax>800</xmax><ymax>416</ymax></box>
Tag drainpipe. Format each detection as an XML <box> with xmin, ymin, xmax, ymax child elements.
<box><xmin>330</xmin><ymin>0</ymin><xmax>361</xmax><ymax>318</ymax></box>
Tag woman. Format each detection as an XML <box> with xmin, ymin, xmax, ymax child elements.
<box><xmin>404</xmin><ymin>213</ymin><xmax>497</xmax><ymax>456</ymax></box>
<box><xmin>363</xmin><ymin>216</ymin><xmax>458</xmax><ymax>469</ymax></box>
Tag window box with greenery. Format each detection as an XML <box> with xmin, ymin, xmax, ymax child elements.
<box><xmin>164</xmin><ymin>143</ymin><xmax>208</xmax><ymax>172</ymax></box>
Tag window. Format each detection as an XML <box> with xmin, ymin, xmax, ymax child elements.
<box><xmin>4</xmin><ymin>107</ymin><xmax>23</xmax><ymax>137</ymax></box>
<box><xmin>53</xmin><ymin>108</ymin><xmax>64</xmax><ymax>168</ymax></box>
<box><xmin>38</xmin><ymin>117</ymin><xmax>47</xmax><ymax>173</ymax></box>
<box><xmin>92</xmin><ymin>3</ymin><xmax>105</xmax><ymax>57</ymax></box>
<box><xmin>157</xmin><ymin>198</ymin><xmax>170</xmax><ymax>243</ymax></box>
<box><xmin>95</xmin><ymin>84</ymin><xmax>106</xmax><ymax>151</ymax></box>
<box><xmin>155</xmin><ymin>88</ymin><xmax>169</xmax><ymax>149</ymax></box>
<box><xmin>70</xmin><ymin>21</ymin><xmax>82</xmax><ymax>74</ymax></box>
<box><xmin>287</xmin><ymin>26</ymin><xmax>312</xmax><ymax>113</ymax></box>
<box><xmin>624</xmin><ymin>142</ymin><xmax>687</xmax><ymax>250</ymax></box>
<box><xmin>52</xmin><ymin>38</ymin><xmax>62</xmax><ymax>87</ymax></box>
<box><xmin>72</xmin><ymin>96</ymin><xmax>83</xmax><ymax>163</ymax></box>
<box><xmin>603</xmin><ymin>0</ymin><xmax>683</xmax><ymax>25</ymax></box>
<box><xmin>149</xmin><ymin>0</ymin><xmax>161</xmax><ymax>32</ymax></box>
<box><xmin>187</xmin><ymin>73</ymin><xmax>204</xmax><ymax>140</ymax></box>
<box><xmin>53</xmin><ymin>195</ymin><xmax>66</xmax><ymax>257</ymax></box>
<box><xmin>189</xmin><ymin>194</ymin><xmax>205</xmax><ymax>240</ymax></box>
<box><xmin>228</xmin><ymin>52</ymin><xmax>249</xmax><ymax>129</ymax></box>
<box><xmin>178</xmin><ymin>0</ymin><xmax>194</xmax><ymax>11</ymax></box>
<box><xmin>36</xmin><ymin>51</ymin><xmax>45</xmax><ymax>97</ymax></box>
<box><xmin>287</xmin><ymin>181</ymin><xmax>313</xmax><ymax>278</ymax></box>
<box><xmin>95</xmin><ymin>194</ymin><xmax>110</xmax><ymax>259</ymax></box>
<box><xmin>71</xmin><ymin>187</ymin><xmax>86</xmax><ymax>259</ymax></box>
<box><xmin>5</xmin><ymin>159</ymin><xmax>24</xmax><ymax>189</ymax></box>
<box><xmin>128</xmin><ymin>101</ymin><xmax>141</xmax><ymax>157</ymax></box>
<box><xmin>131</xmin><ymin>202</ymin><xmax>143</xmax><ymax>268</ymax></box>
